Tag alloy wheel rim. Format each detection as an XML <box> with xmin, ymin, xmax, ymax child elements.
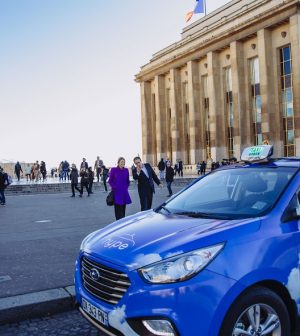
<box><xmin>233</xmin><ymin>303</ymin><xmax>281</xmax><ymax>336</ymax></box>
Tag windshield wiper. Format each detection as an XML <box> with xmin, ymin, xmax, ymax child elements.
<box><xmin>156</xmin><ymin>205</ymin><xmax>172</xmax><ymax>214</ymax></box>
<box><xmin>174</xmin><ymin>211</ymin><xmax>230</xmax><ymax>219</ymax></box>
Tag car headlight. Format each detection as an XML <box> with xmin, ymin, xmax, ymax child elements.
<box><xmin>139</xmin><ymin>243</ymin><xmax>225</xmax><ymax>284</ymax></box>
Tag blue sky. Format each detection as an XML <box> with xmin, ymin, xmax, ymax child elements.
<box><xmin>0</xmin><ymin>0</ymin><xmax>229</xmax><ymax>168</ymax></box>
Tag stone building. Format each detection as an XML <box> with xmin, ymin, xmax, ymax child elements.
<box><xmin>135</xmin><ymin>0</ymin><xmax>300</xmax><ymax>169</ymax></box>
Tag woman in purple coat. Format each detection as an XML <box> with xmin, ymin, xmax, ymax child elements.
<box><xmin>108</xmin><ymin>157</ymin><xmax>132</xmax><ymax>220</ymax></box>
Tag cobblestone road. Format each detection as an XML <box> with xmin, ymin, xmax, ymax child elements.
<box><xmin>0</xmin><ymin>309</ymin><xmax>300</xmax><ymax>336</ymax></box>
<box><xmin>0</xmin><ymin>310</ymin><xmax>104</xmax><ymax>336</ymax></box>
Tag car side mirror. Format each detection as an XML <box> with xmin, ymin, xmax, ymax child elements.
<box><xmin>281</xmin><ymin>207</ymin><xmax>300</xmax><ymax>223</ymax></box>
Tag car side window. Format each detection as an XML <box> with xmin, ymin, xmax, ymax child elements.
<box><xmin>290</xmin><ymin>192</ymin><xmax>300</xmax><ymax>216</ymax></box>
<box><xmin>282</xmin><ymin>191</ymin><xmax>300</xmax><ymax>222</ymax></box>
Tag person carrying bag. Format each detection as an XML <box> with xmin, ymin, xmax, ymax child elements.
<box><xmin>108</xmin><ymin>157</ymin><xmax>131</xmax><ymax>220</ymax></box>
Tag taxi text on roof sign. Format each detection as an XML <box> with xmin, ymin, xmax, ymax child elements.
<box><xmin>241</xmin><ymin>145</ymin><xmax>273</xmax><ymax>162</ymax></box>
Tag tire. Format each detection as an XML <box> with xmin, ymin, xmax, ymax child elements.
<box><xmin>219</xmin><ymin>286</ymin><xmax>291</xmax><ymax>336</ymax></box>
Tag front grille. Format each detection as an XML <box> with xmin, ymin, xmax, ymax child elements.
<box><xmin>81</xmin><ymin>256</ymin><xmax>131</xmax><ymax>305</ymax></box>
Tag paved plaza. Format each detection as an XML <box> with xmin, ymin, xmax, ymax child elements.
<box><xmin>0</xmin><ymin>184</ymin><xmax>184</xmax><ymax>334</ymax></box>
<box><xmin>0</xmin><ymin>185</ymin><xmax>183</xmax><ymax>298</ymax></box>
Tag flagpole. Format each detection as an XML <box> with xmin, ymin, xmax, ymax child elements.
<box><xmin>204</xmin><ymin>0</ymin><xmax>207</xmax><ymax>16</ymax></box>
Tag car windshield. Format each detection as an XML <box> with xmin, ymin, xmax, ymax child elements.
<box><xmin>157</xmin><ymin>167</ymin><xmax>297</xmax><ymax>219</ymax></box>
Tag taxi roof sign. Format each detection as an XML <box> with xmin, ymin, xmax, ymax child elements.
<box><xmin>241</xmin><ymin>145</ymin><xmax>273</xmax><ymax>162</ymax></box>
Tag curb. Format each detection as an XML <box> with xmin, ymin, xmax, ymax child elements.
<box><xmin>0</xmin><ymin>285</ymin><xmax>76</xmax><ymax>325</ymax></box>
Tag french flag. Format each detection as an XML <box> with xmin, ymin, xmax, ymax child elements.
<box><xmin>186</xmin><ymin>0</ymin><xmax>205</xmax><ymax>22</ymax></box>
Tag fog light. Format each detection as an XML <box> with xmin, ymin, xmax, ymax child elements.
<box><xmin>142</xmin><ymin>320</ymin><xmax>175</xmax><ymax>336</ymax></box>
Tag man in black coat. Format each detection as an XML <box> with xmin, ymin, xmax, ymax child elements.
<box><xmin>70</xmin><ymin>164</ymin><xmax>81</xmax><ymax>197</ymax></box>
<box><xmin>14</xmin><ymin>161</ymin><xmax>23</xmax><ymax>182</ymax></box>
<box><xmin>132</xmin><ymin>156</ymin><xmax>162</xmax><ymax>211</ymax></box>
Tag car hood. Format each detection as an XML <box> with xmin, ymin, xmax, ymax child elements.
<box><xmin>83</xmin><ymin>210</ymin><xmax>259</xmax><ymax>270</ymax></box>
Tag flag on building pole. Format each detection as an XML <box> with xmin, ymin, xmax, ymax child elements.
<box><xmin>186</xmin><ymin>0</ymin><xmax>206</xmax><ymax>22</ymax></box>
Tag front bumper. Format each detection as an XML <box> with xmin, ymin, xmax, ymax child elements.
<box><xmin>75</xmin><ymin>253</ymin><xmax>241</xmax><ymax>336</ymax></box>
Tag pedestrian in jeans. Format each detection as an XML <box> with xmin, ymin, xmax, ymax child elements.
<box><xmin>108</xmin><ymin>157</ymin><xmax>131</xmax><ymax>220</ymax></box>
<box><xmin>158</xmin><ymin>158</ymin><xmax>166</xmax><ymax>179</ymax></box>
<box><xmin>0</xmin><ymin>167</ymin><xmax>9</xmax><ymax>206</ymax></box>
<box><xmin>165</xmin><ymin>161</ymin><xmax>175</xmax><ymax>197</ymax></box>
<box><xmin>62</xmin><ymin>160</ymin><xmax>70</xmax><ymax>181</ymax></box>
<box><xmin>70</xmin><ymin>164</ymin><xmax>81</xmax><ymax>197</ymax></box>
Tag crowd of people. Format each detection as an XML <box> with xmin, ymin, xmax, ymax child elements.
<box><xmin>1</xmin><ymin>155</ymin><xmax>238</xmax><ymax>218</ymax></box>
<box><xmin>14</xmin><ymin>161</ymin><xmax>48</xmax><ymax>183</ymax></box>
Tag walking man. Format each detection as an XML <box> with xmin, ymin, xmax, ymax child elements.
<box><xmin>80</xmin><ymin>158</ymin><xmax>88</xmax><ymax>171</ymax></box>
<box><xmin>200</xmin><ymin>161</ymin><xmax>206</xmax><ymax>175</ymax></box>
<box><xmin>158</xmin><ymin>158</ymin><xmax>166</xmax><ymax>180</ymax></box>
<box><xmin>14</xmin><ymin>161</ymin><xmax>23</xmax><ymax>182</ymax></box>
<box><xmin>94</xmin><ymin>156</ymin><xmax>103</xmax><ymax>182</ymax></box>
<box><xmin>70</xmin><ymin>164</ymin><xmax>81</xmax><ymax>197</ymax></box>
<box><xmin>62</xmin><ymin>160</ymin><xmax>69</xmax><ymax>181</ymax></box>
<box><xmin>132</xmin><ymin>156</ymin><xmax>162</xmax><ymax>211</ymax></box>
<box><xmin>40</xmin><ymin>161</ymin><xmax>47</xmax><ymax>181</ymax></box>
<box><xmin>165</xmin><ymin>161</ymin><xmax>175</xmax><ymax>197</ymax></box>
<box><xmin>178</xmin><ymin>160</ymin><xmax>183</xmax><ymax>177</ymax></box>
<box><xmin>79</xmin><ymin>168</ymin><xmax>90</xmax><ymax>197</ymax></box>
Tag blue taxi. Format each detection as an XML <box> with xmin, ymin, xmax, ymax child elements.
<box><xmin>75</xmin><ymin>145</ymin><xmax>300</xmax><ymax>336</ymax></box>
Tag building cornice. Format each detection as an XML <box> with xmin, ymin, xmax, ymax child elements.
<box><xmin>135</xmin><ymin>0</ymin><xmax>299</xmax><ymax>82</ymax></box>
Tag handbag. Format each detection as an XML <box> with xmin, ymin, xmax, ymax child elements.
<box><xmin>106</xmin><ymin>191</ymin><xmax>114</xmax><ymax>206</ymax></box>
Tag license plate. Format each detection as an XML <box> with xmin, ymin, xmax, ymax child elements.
<box><xmin>82</xmin><ymin>298</ymin><xmax>108</xmax><ymax>326</ymax></box>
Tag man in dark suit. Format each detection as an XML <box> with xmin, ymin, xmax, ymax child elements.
<box><xmin>132</xmin><ymin>156</ymin><xmax>162</xmax><ymax>211</ymax></box>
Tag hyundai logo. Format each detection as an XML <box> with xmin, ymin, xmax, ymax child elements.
<box><xmin>90</xmin><ymin>268</ymin><xmax>100</xmax><ymax>281</ymax></box>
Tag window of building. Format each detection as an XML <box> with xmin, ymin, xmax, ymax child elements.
<box><xmin>166</xmin><ymin>88</ymin><xmax>172</xmax><ymax>162</ymax></box>
<box><xmin>280</xmin><ymin>45</ymin><xmax>295</xmax><ymax>156</ymax></box>
<box><xmin>250</xmin><ymin>57</ymin><xmax>262</xmax><ymax>146</ymax></box>
<box><xmin>202</xmin><ymin>75</ymin><xmax>210</xmax><ymax>159</ymax></box>
<box><xmin>183</xmin><ymin>82</ymin><xmax>190</xmax><ymax>164</ymax></box>
<box><xmin>225</xmin><ymin>67</ymin><xmax>234</xmax><ymax>157</ymax></box>
<box><xmin>151</xmin><ymin>93</ymin><xmax>157</xmax><ymax>164</ymax></box>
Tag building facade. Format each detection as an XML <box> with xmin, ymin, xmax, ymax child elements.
<box><xmin>135</xmin><ymin>0</ymin><xmax>300</xmax><ymax>168</ymax></box>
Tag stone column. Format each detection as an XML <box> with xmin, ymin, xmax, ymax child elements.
<box><xmin>257</xmin><ymin>28</ymin><xmax>281</xmax><ymax>156</ymax></box>
<box><xmin>290</xmin><ymin>13</ymin><xmax>300</xmax><ymax>156</ymax></box>
<box><xmin>207</xmin><ymin>51</ymin><xmax>227</xmax><ymax>161</ymax></box>
<box><xmin>140</xmin><ymin>81</ymin><xmax>155</xmax><ymax>163</ymax></box>
<box><xmin>169</xmin><ymin>68</ymin><xmax>183</xmax><ymax>162</ymax></box>
<box><xmin>154</xmin><ymin>75</ymin><xmax>167</xmax><ymax>160</ymax></box>
<box><xmin>181</xmin><ymin>81</ymin><xmax>189</xmax><ymax>165</ymax></box>
<box><xmin>230</xmin><ymin>41</ymin><xmax>249</xmax><ymax>157</ymax></box>
<box><xmin>187</xmin><ymin>60</ymin><xmax>201</xmax><ymax>164</ymax></box>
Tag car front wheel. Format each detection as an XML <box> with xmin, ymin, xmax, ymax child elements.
<box><xmin>219</xmin><ymin>286</ymin><xmax>291</xmax><ymax>336</ymax></box>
